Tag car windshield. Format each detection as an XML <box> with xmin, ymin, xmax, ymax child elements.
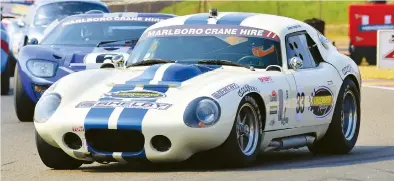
<box><xmin>33</xmin><ymin>2</ymin><xmax>108</xmax><ymax>26</ymax></box>
<box><xmin>40</xmin><ymin>16</ymin><xmax>165</xmax><ymax>46</ymax></box>
<box><xmin>126</xmin><ymin>25</ymin><xmax>282</xmax><ymax>69</ymax></box>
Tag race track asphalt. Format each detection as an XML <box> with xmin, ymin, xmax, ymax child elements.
<box><xmin>1</xmin><ymin>78</ymin><xmax>394</xmax><ymax>181</ymax></box>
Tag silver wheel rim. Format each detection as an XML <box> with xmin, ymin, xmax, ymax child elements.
<box><xmin>236</xmin><ymin>103</ymin><xmax>259</xmax><ymax>156</ymax></box>
<box><xmin>341</xmin><ymin>90</ymin><xmax>357</xmax><ymax>141</ymax></box>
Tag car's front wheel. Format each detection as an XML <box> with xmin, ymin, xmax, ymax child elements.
<box><xmin>213</xmin><ymin>95</ymin><xmax>263</xmax><ymax>167</ymax></box>
<box><xmin>308</xmin><ymin>78</ymin><xmax>360</xmax><ymax>154</ymax></box>
<box><xmin>36</xmin><ymin>130</ymin><xmax>83</xmax><ymax>169</ymax></box>
<box><xmin>14</xmin><ymin>65</ymin><xmax>36</xmax><ymax>122</ymax></box>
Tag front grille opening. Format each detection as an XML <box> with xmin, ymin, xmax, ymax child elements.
<box><xmin>85</xmin><ymin>129</ymin><xmax>144</xmax><ymax>152</ymax></box>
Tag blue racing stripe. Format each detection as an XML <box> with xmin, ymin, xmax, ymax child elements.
<box><xmin>216</xmin><ymin>13</ymin><xmax>257</xmax><ymax>25</ymax></box>
<box><xmin>84</xmin><ymin>84</ymin><xmax>136</xmax><ymax>130</ymax></box>
<box><xmin>183</xmin><ymin>13</ymin><xmax>209</xmax><ymax>24</ymax></box>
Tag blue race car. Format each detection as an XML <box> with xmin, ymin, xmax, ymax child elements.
<box><xmin>14</xmin><ymin>12</ymin><xmax>176</xmax><ymax>122</ymax></box>
<box><xmin>1</xmin><ymin>22</ymin><xmax>11</xmax><ymax>95</ymax></box>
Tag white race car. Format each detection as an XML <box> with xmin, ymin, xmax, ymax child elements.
<box><xmin>34</xmin><ymin>9</ymin><xmax>362</xmax><ymax>169</ymax></box>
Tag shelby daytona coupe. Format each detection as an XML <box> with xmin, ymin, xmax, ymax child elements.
<box><xmin>15</xmin><ymin>12</ymin><xmax>175</xmax><ymax>122</ymax></box>
<box><xmin>34</xmin><ymin>10</ymin><xmax>362</xmax><ymax>169</ymax></box>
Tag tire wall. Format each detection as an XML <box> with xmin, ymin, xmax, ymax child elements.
<box><xmin>108</xmin><ymin>1</ymin><xmax>175</xmax><ymax>13</ymax></box>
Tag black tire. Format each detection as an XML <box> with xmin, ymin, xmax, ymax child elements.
<box><xmin>35</xmin><ymin>130</ymin><xmax>83</xmax><ymax>169</ymax></box>
<box><xmin>212</xmin><ymin>95</ymin><xmax>263</xmax><ymax>167</ymax></box>
<box><xmin>8</xmin><ymin>53</ymin><xmax>17</xmax><ymax>77</ymax></box>
<box><xmin>308</xmin><ymin>78</ymin><xmax>360</xmax><ymax>154</ymax></box>
<box><xmin>1</xmin><ymin>59</ymin><xmax>10</xmax><ymax>95</ymax></box>
<box><xmin>14</xmin><ymin>65</ymin><xmax>36</xmax><ymax>122</ymax></box>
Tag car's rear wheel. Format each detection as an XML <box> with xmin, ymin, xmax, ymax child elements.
<box><xmin>1</xmin><ymin>59</ymin><xmax>10</xmax><ymax>95</ymax></box>
<box><xmin>308</xmin><ymin>78</ymin><xmax>360</xmax><ymax>154</ymax></box>
<box><xmin>14</xmin><ymin>65</ymin><xmax>36</xmax><ymax>122</ymax></box>
<box><xmin>36</xmin><ymin>130</ymin><xmax>83</xmax><ymax>169</ymax></box>
<box><xmin>213</xmin><ymin>95</ymin><xmax>262</xmax><ymax>167</ymax></box>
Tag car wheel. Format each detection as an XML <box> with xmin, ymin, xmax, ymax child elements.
<box><xmin>1</xmin><ymin>60</ymin><xmax>10</xmax><ymax>95</ymax></box>
<box><xmin>213</xmin><ymin>95</ymin><xmax>263</xmax><ymax>167</ymax></box>
<box><xmin>308</xmin><ymin>78</ymin><xmax>360</xmax><ymax>154</ymax></box>
<box><xmin>35</xmin><ymin>130</ymin><xmax>83</xmax><ymax>169</ymax></box>
<box><xmin>14</xmin><ymin>65</ymin><xmax>36</xmax><ymax>122</ymax></box>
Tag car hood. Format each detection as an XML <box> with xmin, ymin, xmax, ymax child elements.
<box><xmin>54</xmin><ymin>63</ymin><xmax>273</xmax><ymax>110</ymax></box>
<box><xmin>19</xmin><ymin>44</ymin><xmax>133</xmax><ymax>72</ymax></box>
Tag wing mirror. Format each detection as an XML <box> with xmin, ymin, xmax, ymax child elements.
<box><xmin>289</xmin><ymin>56</ymin><xmax>303</xmax><ymax>70</ymax></box>
<box><xmin>17</xmin><ymin>20</ymin><xmax>25</xmax><ymax>27</ymax></box>
<box><xmin>27</xmin><ymin>38</ymin><xmax>38</xmax><ymax>45</ymax></box>
<box><xmin>99</xmin><ymin>54</ymin><xmax>126</xmax><ymax>69</ymax></box>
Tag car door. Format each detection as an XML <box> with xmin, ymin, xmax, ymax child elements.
<box><xmin>284</xmin><ymin>31</ymin><xmax>339</xmax><ymax>127</ymax></box>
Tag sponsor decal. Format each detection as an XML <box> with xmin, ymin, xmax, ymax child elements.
<box><xmin>342</xmin><ymin>64</ymin><xmax>354</xmax><ymax>75</ymax></box>
<box><xmin>72</xmin><ymin>126</ymin><xmax>84</xmax><ymax>132</ymax></box>
<box><xmin>140</xmin><ymin>24</ymin><xmax>280</xmax><ymax>41</ymax></box>
<box><xmin>287</xmin><ymin>24</ymin><xmax>302</xmax><ymax>30</ymax></box>
<box><xmin>278</xmin><ymin>89</ymin><xmax>283</xmax><ymax>120</ymax></box>
<box><xmin>258</xmin><ymin>76</ymin><xmax>273</xmax><ymax>83</ymax></box>
<box><xmin>269</xmin><ymin>90</ymin><xmax>277</xmax><ymax>102</ymax></box>
<box><xmin>104</xmin><ymin>90</ymin><xmax>166</xmax><ymax>99</ymax></box>
<box><xmin>211</xmin><ymin>83</ymin><xmax>240</xmax><ymax>99</ymax></box>
<box><xmin>75</xmin><ymin>101</ymin><xmax>172</xmax><ymax>110</ymax></box>
<box><xmin>296</xmin><ymin>92</ymin><xmax>305</xmax><ymax>114</ymax></box>
<box><xmin>238</xmin><ymin>84</ymin><xmax>259</xmax><ymax>97</ymax></box>
<box><xmin>269</xmin><ymin>105</ymin><xmax>277</xmax><ymax>115</ymax></box>
<box><xmin>63</xmin><ymin>16</ymin><xmax>166</xmax><ymax>26</ymax></box>
<box><xmin>308</xmin><ymin>86</ymin><xmax>334</xmax><ymax>118</ymax></box>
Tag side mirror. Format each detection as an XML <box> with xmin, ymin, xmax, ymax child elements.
<box><xmin>28</xmin><ymin>38</ymin><xmax>38</xmax><ymax>45</ymax></box>
<box><xmin>111</xmin><ymin>54</ymin><xmax>126</xmax><ymax>68</ymax></box>
<box><xmin>17</xmin><ymin>20</ymin><xmax>25</xmax><ymax>27</ymax></box>
<box><xmin>289</xmin><ymin>56</ymin><xmax>303</xmax><ymax>70</ymax></box>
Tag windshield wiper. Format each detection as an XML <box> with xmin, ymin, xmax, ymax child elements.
<box><xmin>127</xmin><ymin>59</ymin><xmax>176</xmax><ymax>67</ymax></box>
<box><xmin>197</xmin><ymin>59</ymin><xmax>248</xmax><ymax>68</ymax></box>
<box><xmin>96</xmin><ymin>39</ymin><xmax>139</xmax><ymax>47</ymax></box>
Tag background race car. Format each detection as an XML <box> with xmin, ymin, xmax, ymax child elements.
<box><xmin>1</xmin><ymin>22</ymin><xmax>11</xmax><ymax>95</ymax></box>
<box><xmin>15</xmin><ymin>12</ymin><xmax>176</xmax><ymax>123</ymax></box>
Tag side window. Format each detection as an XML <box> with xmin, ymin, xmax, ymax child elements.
<box><xmin>286</xmin><ymin>34</ymin><xmax>315</xmax><ymax>69</ymax></box>
<box><xmin>286</xmin><ymin>32</ymin><xmax>324</xmax><ymax>69</ymax></box>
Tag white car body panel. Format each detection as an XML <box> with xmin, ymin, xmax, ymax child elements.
<box><xmin>34</xmin><ymin>12</ymin><xmax>361</xmax><ymax>163</ymax></box>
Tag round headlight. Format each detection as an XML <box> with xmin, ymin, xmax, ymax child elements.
<box><xmin>34</xmin><ymin>93</ymin><xmax>61</xmax><ymax>123</ymax></box>
<box><xmin>195</xmin><ymin>99</ymin><xmax>220</xmax><ymax>125</ymax></box>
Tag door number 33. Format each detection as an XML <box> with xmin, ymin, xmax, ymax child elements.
<box><xmin>296</xmin><ymin>92</ymin><xmax>305</xmax><ymax>114</ymax></box>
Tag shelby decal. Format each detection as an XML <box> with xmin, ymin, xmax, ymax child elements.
<box><xmin>238</xmin><ymin>84</ymin><xmax>259</xmax><ymax>97</ymax></box>
<box><xmin>104</xmin><ymin>90</ymin><xmax>166</xmax><ymax>99</ymax></box>
<box><xmin>212</xmin><ymin>83</ymin><xmax>240</xmax><ymax>99</ymax></box>
<box><xmin>342</xmin><ymin>64</ymin><xmax>354</xmax><ymax>75</ymax></box>
<box><xmin>269</xmin><ymin>90</ymin><xmax>277</xmax><ymax>102</ymax></box>
<box><xmin>308</xmin><ymin>86</ymin><xmax>333</xmax><ymax>118</ymax></box>
<box><xmin>258</xmin><ymin>76</ymin><xmax>273</xmax><ymax>83</ymax></box>
<box><xmin>141</xmin><ymin>25</ymin><xmax>279</xmax><ymax>41</ymax></box>
<box><xmin>75</xmin><ymin>101</ymin><xmax>172</xmax><ymax>110</ymax></box>
<box><xmin>63</xmin><ymin>17</ymin><xmax>165</xmax><ymax>26</ymax></box>
<box><xmin>72</xmin><ymin>126</ymin><xmax>84</xmax><ymax>132</ymax></box>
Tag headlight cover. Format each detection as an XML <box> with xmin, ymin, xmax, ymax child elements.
<box><xmin>27</xmin><ymin>59</ymin><xmax>58</xmax><ymax>78</ymax></box>
<box><xmin>34</xmin><ymin>93</ymin><xmax>61</xmax><ymax>123</ymax></box>
<box><xmin>183</xmin><ymin>97</ymin><xmax>221</xmax><ymax>128</ymax></box>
